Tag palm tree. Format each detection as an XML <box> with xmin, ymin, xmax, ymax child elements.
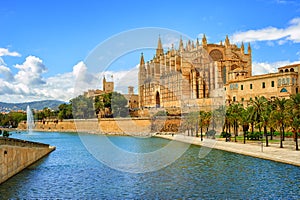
<box><xmin>239</xmin><ymin>106</ymin><xmax>250</xmax><ymax>144</ymax></box>
<box><xmin>286</xmin><ymin>94</ymin><xmax>300</xmax><ymax>150</ymax></box>
<box><xmin>247</xmin><ymin>105</ymin><xmax>255</xmax><ymax>140</ymax></box>
<box><xmin>228</xmin><ymin>103</ymin><xmax>243</xmax><ymax>142</ymax></box>
<box><xmin>185</xmin><ymin>111</ymin><xmax>198</xmax><ymax>136</ymax></box>
<box><xmin>198</xmin><ymin>111</ymin><xmax>205</xmax><ymax>141</ymax></box>
<box><xmin>261</xmin><ymin>99</ymin><xmax>272</xmax><ymax>147</ymax></box>
<box><xmin>270</xmin><ymin>97</ymin><xmax>288</xmax><ymax>148</ymax></box>
<box><xmin>249</xmin><ymin>96</ymin><xmax>268</xmax><ymax>143</ymax></box>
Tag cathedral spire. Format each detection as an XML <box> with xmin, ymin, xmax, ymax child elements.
<box><xmin>156</xmin><ymin>35</ymin><xmax>164</xmax><ymax>56</ymax></box>
<box><xmin>202</xmin><ymin>34</ymin><xmax>207</xmax><ymax>47</ymax></box>
<box><xmin>179</xmin><ymin>36</ymin><xmax>184</xmax><ymax>52</ymax></box>
<box><xmin>241</xmin><ymin>42</ymin><xmax>244</xmax><ymax>54</ymax></box>
<box><xmin>140</xmin><ymin>52</ymin><xmax>145</xmax><ymax>66</ymax></box>
<box><xmin>247</xmin><ymin>43</ymin><xmax>251</xmax><ymax>54</ymax></box>
<box><xmin>103</xmin><ymin>75</ymin><xmax>106</xmax><ymax>91</ymax></box>
<box><xmin>196</xmin><ymin>38</ymin><xmax>200</xmax><ymax>48</ymax></box>
<box><xmin>225</xmin><ymin>35</ymin><xmax>230</xmax><ymax>47</ymax></box>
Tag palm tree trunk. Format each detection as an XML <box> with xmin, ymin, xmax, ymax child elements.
<box><xmin>282</xmin><ymin>125</ymin><xmax>285</xmax><ymax>141</ymax></box>
<box><xmin>295</xmin><ymin>129</ymin><xmax>299</xmax><ymax>151</ymax></box>
<box><xmin>206</xmin><ymin>127</ymin><xmax>209</xmax><ymax>138</ymax></box>
<box><xmin>270</xmin><ymin>127</ymin><xmax>274</xmax><ymax>140</ymax></box>
<box><xmin>264</xmin><ymin>126</ymin><xmax>268</xmax><ymax>147</ymax></box>
<box><xmin>280</xmin><ymin>126</ymin><xmax>283</xmax><ymax>148</ymax></box>
<box><xmin>200</xmin><ymin>127</ymin><xmax>203</xmax><ymax>141</ymax></box>
<box><xmin>234</xmin><ymin>121</ymin><xmax>237</xmax><ymax>142</ymax></box>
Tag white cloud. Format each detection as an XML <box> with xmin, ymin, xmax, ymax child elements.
<box><xmin>231</xmin><ymin>17</ymin><xmax>300</xmax><ymax>43</ymax></box>
<box><xmin>110</xmin><ymin>65</ymin><xmax>139</xmax><ymax>94</ymax></box>
<box><xmin>252</xmin><ymin>60</ymin><xmax>300</xmax><ymax>75</ymax></box>
<box><xmin>0</xmin><ymin>52</ymin><xmax>140</xmax><ymax>103</ymax></box>
<box><xmin>0</xmin><ymin>65</ymin><xmax>14</xmax><ymax>81</ymax></box>
<box><xmin>0</xmin><ymin>48</ymin><xmax>21</xmax><ymax>57</ymax></box>
<box><xmin>14</xmin><ymin>55</ymin><xmax>47</xmax><ymax>86</ymax></box>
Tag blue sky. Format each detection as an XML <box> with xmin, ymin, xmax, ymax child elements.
<box><xmin>0</xmin><ymin>0</ymin><xmax>300</xmax><ymax>102</ymax></box>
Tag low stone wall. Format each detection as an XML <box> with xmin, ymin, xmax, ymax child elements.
<box><xmin>0</xmin><ymin>137</ymin><xmax>55</xmax><ymax>184</ymax></box>
<box><xmin>17</xmin><ymin>117</ymin><xmax>182</xmax><ymax>134</ymax></box>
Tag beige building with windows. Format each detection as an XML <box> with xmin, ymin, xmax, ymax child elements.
<box><xmin>226</xmin><ymin>63</ymin><xmax>300</xmax><ymax>105</ymax></box>
<box><xmin>138</xmin><ymin>35</ymin><xmax>300</xmax><ymax>109</ymax></box>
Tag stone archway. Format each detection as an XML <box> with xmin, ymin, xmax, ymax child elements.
<box><xmin>156</xmin><ymin>91</ymin><xmax>160</xmax><ymax>108</ymax></box>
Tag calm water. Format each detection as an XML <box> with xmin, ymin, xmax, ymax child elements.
<box><xmin>1</xmin><ymin>132</ymin><xmax>300</xmax><ymax>199</ymax></box>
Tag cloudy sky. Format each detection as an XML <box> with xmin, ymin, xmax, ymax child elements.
<box><xmin>1</xmin><ymin>0</ymin><xmax>300</xmax><ymax>103</ymax></box>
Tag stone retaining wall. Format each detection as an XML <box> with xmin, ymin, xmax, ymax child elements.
<box><xmin>0</xmin><ymin>138</ymin><xmax>55</xmax><ymax>184</ymax></box>
<box><xmin>17</xmin><ymin>117</ymin><xmax>182</xmax><ymax>134</ymax></box>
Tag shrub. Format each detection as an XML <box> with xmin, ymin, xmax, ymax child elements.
<box><xmin>220</xmin><ymin>132</ymin><xmax>231</xmax><ymax>138</ymax></box>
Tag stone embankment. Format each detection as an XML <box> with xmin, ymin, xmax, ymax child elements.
<box><xmin>17</xmin><ymin>117</ymin><xmax>182</xmax><ymax>134</ymax></box>
<box><xmin>0</xmin><ymin>137</ymin><xmax>55</xmax><ymax>184</ymax></box>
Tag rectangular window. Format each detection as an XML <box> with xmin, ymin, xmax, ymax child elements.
<box><xmin>296</xmin><ymin>88</ymin><xmax>299</xmax><ymax>94</ymax></box>
<box><xmin>250</xmin><ymin>84</ymin><xmax>252</xmax><ymax>89</ymax></box>
<box><xmin>271</xmin><ymin>81</ymin><xmax>275</xmax><ymax>87</ymax></box>
<box><xmin>241</xmin><ymin>85</ymin><xmax>243</xmax><ymax>90</ymax></box>
<box><xmin>241</xmin><ymin>98</ymin><xmax>244</xmax><ymax>102</ymax></box>
<box><xmin>262</xmin><ymin>82</ymin><xmax>265</xmax><ymax>88</ymax></box>
<box><xmin>250</xmin><ymin>97</ymin><xmax>252</xmax><ymax>101</ymax></box>
<box><xmin>233</xmin><ymin>96</ymin><xmax>236</xmax><ymax>102</ymax></box>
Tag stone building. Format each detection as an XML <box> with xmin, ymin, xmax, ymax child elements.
<box><xmin>123</xmin><ymin>86</ymin><xmax>139</xmax><ymax>110</ymax></box>
<box><xmin>138</xmin><ymin>35</ymin><xmax>300</xmax><ymax>109</ymax></box>
<box><xmin>226</xmin><ymin>63</ymin><xmax>300</xmax><ymax>105</ymax></box>
<box><xmin>84</xmin><ymin>76</ymin><xmax>114</xmax><ymax>98</ymax></box>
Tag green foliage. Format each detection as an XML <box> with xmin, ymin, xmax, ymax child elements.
<box><xmin>58</xmin><ymin>103</ymin><xmax>73</xmax><ymax>120</ymax></box>
<box><xmin>153</xmin><ymin>110</ymin><xmax>168</xmax><ymax>117</ymax></box>
<box><xmin>0</xmin><ymin>112</ymin><xmax>26</xmax><ymax>128</ymax></box>
<box><xmin>71</xmin><ymin>95</ymin><xmax>95</xmax><ymax>119</ymax></box>
<box><xmin>248</xmin><ymin>131</ymin><xmax>261</xmax><ymax>140</ymax></box>
<box><xmin>220</xmin><ymin>131</ymin><xmax>231</xmax><ymax>138</ymax></box>
<box><xmin>111</xmin><ymin>92</ymin><xmax>128</xmax><ymax>118</ymax></box>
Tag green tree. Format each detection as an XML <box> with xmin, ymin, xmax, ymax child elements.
<box><xmin>270</xmin><ymin>97</ymin><xmax>288</xmax><ymax>148</ymax></box>
<box><xmin>228</xmin><ymin>103</ymin><xmax>243</xmax><ymax>142</ymax></box>
<box><xmin>286</xmin><ymin>94</ymin><xmax>300</xmax><ymax>150</ymax></box>
<box><xmin>249</xmin><ymin>96</ymin><xmax>268</xmax><ymax>143</ymax></box>
<box><xmin>261</xmin><ymin>99</ymin><xmax>272</xmax><ymax>147</ymax></box>
<box><xmin>111</xmin><ymin>92</ymin><xmax>128</xmax><ymax>117</ymax></box>
<box><xmin>184</xmin><ymin>111</ymin><xmax>198</xmax><ymax>136</ymax></box>
<box><xmin>239</xmin><ymin>106</ymin><xmax>250</xmax><ymax>144</ymax></box>
<box><xmin>58</xmin><ymin>103</ymin><xmax>73</xmax><ymax>120</ymax></box>
<box><xmin>71</xmin><ymin>95</ymin><xmax>95</xmax><ymax>119</ymax></box>
<box><xmin>198</xmin><ymin>111</ymin><xmax>208</xmax><ymax>141</ymax></box>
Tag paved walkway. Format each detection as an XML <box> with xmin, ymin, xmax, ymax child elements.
<box><xmin>155</xmin><ymin>134</ymin><xmax>300</xmax><ymax>167</ymax></box>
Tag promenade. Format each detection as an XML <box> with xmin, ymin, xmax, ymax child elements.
<box><xmin>155</xmin><ymin>134</ymin><xmax>300</xmax><ymax>167</ymax></box>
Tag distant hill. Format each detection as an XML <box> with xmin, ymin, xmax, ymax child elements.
<box><xmin>0</xmin><ymin>100</ymin><xmax>66</xmax><ymax>112</ymax></box>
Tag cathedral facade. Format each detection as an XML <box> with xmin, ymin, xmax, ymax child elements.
<box><xmin>138</xmin><ymin>35</ymin><xmax>300</xmax><ymax>109</ymax></box>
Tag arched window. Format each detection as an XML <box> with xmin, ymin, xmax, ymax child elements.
<box><xmin>231</xmin><ymin>64</ymin><xmax>239</xmax><ymax>70</ymax></box>
<box><xmin>156</xmin><ymin>91</ymin><xmax>160</xmax><ymax>108</ymax></box>
<box><xmin>279</xmin><ymin>70</ymin><xmax>283</xmax><ymax>73</ymax></box>
<box><xmin>209</xmin><ymin>49</ymin><xmax>223</xmax><ymax>61</ymax></box>
<box><xmin>290</xmin><ymin>68</ymin><xmax>295</xmax><ymax>72</ymax></box>
<box><xmin>280</xmin><ymin>88</ymin><xmax>288</xmax><ymax>93</ymax></box>
<box><xmin>285</xmin><ymin>69</ymin><xmax>289</xmax><ymax>72</ymax></box>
